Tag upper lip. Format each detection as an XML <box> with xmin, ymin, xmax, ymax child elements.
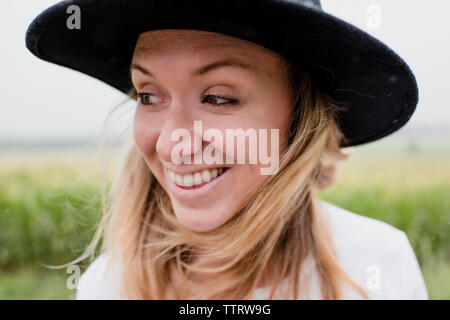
<box><xmin>163</xmin><ymin>164</ymin><xmax>230</xmax><ymax>175</ymax></box>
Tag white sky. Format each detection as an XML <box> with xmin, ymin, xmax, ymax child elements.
<box><xmin>1</xmin><ymin>0</ymin><xmax>449</xmax><ymax>141</ymax></box>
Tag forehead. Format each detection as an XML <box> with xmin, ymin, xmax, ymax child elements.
<box><xmin>132</xmin><ymin>29</ymin><xmax>286</xmax><ymax>76</ymax></box>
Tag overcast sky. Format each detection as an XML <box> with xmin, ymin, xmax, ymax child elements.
<box><xmin>1</xmin><ymin>0</ymin><xmax>449</xmax><ymax>141</ymax></box>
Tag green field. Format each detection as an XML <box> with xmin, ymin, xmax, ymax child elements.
<box><xmin>0</xmin><ymin>149</ymin><xmax>449</xmax><ymax>299</ymax></box>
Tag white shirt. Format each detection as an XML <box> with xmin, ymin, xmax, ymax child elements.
<box><xmin>76</xmin><ymin>201</ymin><xmax>428</xmax><ymax>299</ymax></box>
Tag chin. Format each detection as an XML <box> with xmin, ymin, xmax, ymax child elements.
<box><xmin>174</xmin><ymin>207</ymin><xmax>229</xmax><ymax>233</ymax></box>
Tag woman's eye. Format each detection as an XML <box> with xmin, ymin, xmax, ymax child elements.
<box><xmin>137</xmin><ymin>92</ymin><xmax>238</xmax><ymax>107</ymax></box>
<box><xmin>202</xmin><ymin>95</ymin><xmax>239</xmax><ymax>106</ymax></box>
<box><xmin>137</xmin><ymin>92</ymin><xmax>159</xmax><ymax>105</ymax></box>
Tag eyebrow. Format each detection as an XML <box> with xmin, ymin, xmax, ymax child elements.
<box><xmin>130</xmin><ymin>58</ymin><xmax>256</xmax><ymax>78</ymax></box>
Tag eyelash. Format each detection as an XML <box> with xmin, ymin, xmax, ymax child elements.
<box><xmin>137</xmin><ymin>93</ymin><xmax>239</xmax><ymax>107</ymax></box>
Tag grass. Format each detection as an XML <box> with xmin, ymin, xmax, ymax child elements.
<box><xmin>0</xmin><ymin>165</ymin><xmax>103</xmax><ymax>269</ymax></box>
<box><xmin>0</xmin><ymin>149</ymin><xmax>449</xmax><ymax>299</ymax></box>
<box><xmin>0</xmin><ymin>267</ymin><xmax>75</xmax><ymax>300</ymax></box>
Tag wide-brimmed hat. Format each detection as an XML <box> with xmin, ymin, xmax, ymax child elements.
<box><xmin>25</xmin><ymin>0</ymin><xmax>418</xmax><ymax>146</ymax></box>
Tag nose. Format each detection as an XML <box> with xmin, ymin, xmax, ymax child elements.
<box><xmin>156</xmin><ymin>105</ymin><xmax>203</xmax><ymax>166</ymax></box>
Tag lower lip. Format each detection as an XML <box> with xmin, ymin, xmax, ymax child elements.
<box><xmin>166</xmin><ymin>168</ymin><xmax>230</xmax><ymax>201</ymax></box>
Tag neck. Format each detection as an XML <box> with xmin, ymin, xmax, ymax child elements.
<box><xmin>186</xmin><ymin>250</ymin><xmax>272</xmax><ymax>289</ymax></box>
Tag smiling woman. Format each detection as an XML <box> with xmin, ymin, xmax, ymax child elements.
<box><xmin>129</xmin><ymin>30</ymin><xmax>293</xmax><ymax>234</ymax></box>
<box><xmin>25</xmin><ymin>0</ymin><xmax>428</xmax><ymax>300</ymax></box>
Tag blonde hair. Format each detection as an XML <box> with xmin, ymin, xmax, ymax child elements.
<box><xmin>74</xmin><ymin>58</ymin><xmax>368</xmax><ymax>300</ymax></box>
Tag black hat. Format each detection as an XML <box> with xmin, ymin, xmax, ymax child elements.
<box><xmin>25</xmin><ymin>0</ymin><xmax>418</xmax><ymax>146</ymax></box>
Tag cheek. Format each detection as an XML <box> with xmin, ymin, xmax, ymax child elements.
<box><xmin>133</xmin><ymin>112</ymin><xmax>170</xmax><ymax>191</ymax></box>
<box><xmin>260</xmin><ymin>96</ymin><xmax>292</xmax><ymax>149</ymax></box>
<box><xmin>133</xmin><ymin>111</ymin><xmax>159</xmax><ymax>160</ymax></box>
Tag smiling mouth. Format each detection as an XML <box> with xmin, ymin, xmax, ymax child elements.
<box><xmin>167</xmin><ymin>167</ymin><xmax>230</xmax><ymax>189</ymax></box>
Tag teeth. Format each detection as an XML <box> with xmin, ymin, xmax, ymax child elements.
<box><xmin>183</xmin><ymin>174</ymin><xmax>194</xmax><ymax>187</ymax></box>
<box><xmin>194</xmin><ymin>172</ymin><xmax>202</xmax><ymax>185</ymax></box>
<box><xmin>202</xmin><ymin>169</ymin><xmax>211</xmax><ymax>182</ymax></box>
<box><xmin>167</xmin><ymin>168</ymin><xmax>227</xmax><ymax>187</ymax></box>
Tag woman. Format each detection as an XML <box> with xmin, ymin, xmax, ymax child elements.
<box><xmin>26</xmin><ymin>0</ymin><xmax>428</xmax><ymax>299</ymax></box>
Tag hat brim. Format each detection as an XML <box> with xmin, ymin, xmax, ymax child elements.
<box><xmin>25</xmin><ymin>0</ymin><xmax>418</xmax><ymax>146</ymax></box>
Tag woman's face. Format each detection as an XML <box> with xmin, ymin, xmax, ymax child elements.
<box><xmin>131</xmin><ymin>29</ymin><xmax>293</xmax><ymax>232</ymax></box>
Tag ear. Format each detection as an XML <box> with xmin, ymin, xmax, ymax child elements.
<box><xmin>313</xmin><ymin>147</ymin><xmax>354</xmax><ymax>191</ymax></box>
